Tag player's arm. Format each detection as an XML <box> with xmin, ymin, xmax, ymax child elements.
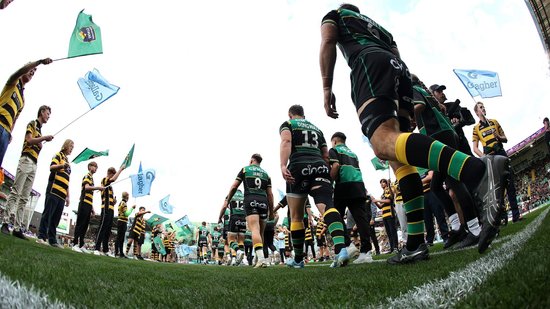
<box><xmin>320</xmin><ymin>21</ymin><xmax>339</xmax><ymax>119</ymax></box>
<box><xmin>218</xmin><ymin>197</ymin><xmax>228</xmax><ymax>224</ymax></box>
<box><xmin>328</xmin><ymin>148</ymin><xmax>340</xmax><ymax>181</ymax></box>
<box><xmin>7</xmin><ymin>58</ymin><xmax>53</xmax><ymax>85</ymax></box>
<box><xmin>267</xmin><ymin>186</ymin><xmax>274</xmax><ymax>220</ymax></box>
<box><xmin>494</xmin><ymin>120</ymin><xmax>508</xmax><ymax>143</ymax></box>
<box><xmin>472</xmin><ymin>139</ymin><xmax>483</xmax><ymax>157</ymax></box>
<box><xmin>280</xmin><ymin>129</ymin><xmax>294</xmax><ymax>183</ymax></box>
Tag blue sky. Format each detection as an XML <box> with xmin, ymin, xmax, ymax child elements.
<box><xmin>0</xmin><ymin>0</ymin><xmax>548</xmax><ymax>224</ymax></box>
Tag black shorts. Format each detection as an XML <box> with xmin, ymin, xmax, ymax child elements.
<box><xmin>138</xmin><ymin>234</ymin><xmax>145</xmax><ymax>245</ymax></box>
<box><xmin>286</xmin><ymin>156</ymin><xmax>333</xmax><ymax>197</ymax></box>
<box><xmin>244</xmin><ymin>196</ymin><xmax>268</xmax><ymax>220</ymax></box>
<box><xmin>316</xmin><ymin>236</ymin><xmax>326</xmax><ymax>247</ymax></box>
<box><xmin>229</xmin><ymin>216</ymin><xmax>246</xmax><ymax>234</ymax></box>
<box><xmin>129</xmin><ymin>230</ymin><xmax>140</xmax><ymax>240</ymax></box>
<box><xmin>198</xmin><ymin>239</ymin><xmax>208</xmax><ymax>247</ymax></box>
<box><xmin>351</xmin><ymin>49</ymin><xmax>413</xmax><ymax>113</ymax></box>
<box><xmin>165</xmin><ymin>248</ymin><xmax>171</xmax><ymax>255</ymax></box>
<box><xmin>212</xmin><ymin>242</ymin><xmax>219</xmax><ymax>248</ymax></box>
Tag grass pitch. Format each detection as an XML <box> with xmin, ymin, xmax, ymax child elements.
<box><xmin>0</xmin><ymin>205</ymin><xmax>549</xmax><ymax>308</ymax></box>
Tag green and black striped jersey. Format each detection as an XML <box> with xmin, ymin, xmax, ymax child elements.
<box><xmin>230</xmin><ymin>190</ymin><xmax>245</xmax><ymax>217</ymax></box>
<box><xmin>236</xmin><ymin>164</ymin><xmax>271</xmax><ymax>197</ymax></box>
<box><xmin>322</xmin><ymin>8</ymin><xmax>397</xmax><ymax>66</ymax></box>
<box><xmin>279</xmin><ymin>118</ymin><xmax>327</xmax><ymax>160</ymax></box>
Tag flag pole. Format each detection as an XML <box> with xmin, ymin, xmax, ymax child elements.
<box><xmin>51</xmin><ymin>109</ymin><xmax>93</xmax><ymax>137</ymax></box>
<box><xmin>105</xmin><ymin>176</ymin><xmax>130</xmax><ymax>188</ymax></box>
<box><xmin>53</xmin><ymin>53</ymin><xmax>103</xmax><ymax>62</ymax></box>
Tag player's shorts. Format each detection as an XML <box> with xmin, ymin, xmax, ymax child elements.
<box><xmin>286</xmin><ymin>156</ymin><xmax>333</xmax><ymax>197</ymax></box>
<box><xmin>316</xmin><ymin>236</ymin><xmax>326</xmax><ymax>247</ymax></box>
<box><xmin>244</xmin><ymin>195</ymin><xmax>268</xmax><ymax>220</ymax></box>
<box><xmin>129</xmin><ymin>230</ymin><xmax>140</xmax><ymax>240</ymax></box>
<box><xmin>138</xmin><ymin>234</ymin><xmax>145</xmax><ymax>245</ymax></box>
<box><xmin>352</xmin><ymin>50</ymin><xmax>414</xmax><ymax>138</ymax></box>
<box><xmin>198</xmin><ymin>239</ymin><xmax>208</xmax><ymax>247</ymax></box>
<box><xmin>351</xmin><ymin>49</ymin><xmax>413</xmax><ymax>113</ymax></box>
<box><xmin>212</xmin><ymin>241</ymin><xmax>219</xmax><ymax>249</ymax></box>
<box><xmin>229</xmin><ymin>216</ymin><xmax>246</xmax><ymax>234</ymax></box>
<box><xmin>165</xmin><ymin>248</ymin><xmax>171</xmax><ymax>255</ymax></box>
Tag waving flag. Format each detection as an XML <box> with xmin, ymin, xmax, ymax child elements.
<box><xmin>146</xmin><ymin>214</ymin><xmax>169</xmax><ymax>228</ymax></box>
<box><xmin>153</xmin><ymin>236</ymin><xmax>166</xmax><ymax>255</ymax></box>
<box><xmin>121</xmin><ymin>144</ymin><xmax>135</xmax><ymax>169</ymax></box>
<box><xmin>77</xmin><ymin>69</ymin><xmax>120</xmax><ymax>109</ymax></box>
<box><xmin>453</xmin><ymin>69</ymin><xmax>502</xmax><ymax>98</ymax></box>
<box><xmin>68</xmin><ymin>10</ymin><xmax>103</xmax><ymax>58</ymax></box>
<box><xmin>175</xmin><ymin>215</ymin><xmax>190</xmax><ymax>228</ymax></box>
<box><xmin>371</xmin><ymin>157</ymin><xmax>389</xmax><ymax>171</ymax></box>
<box><xmin>72</xmin><ymin>148</ymin><xmax>108</xmax><ymax>163</ymax></box>
<box><xmin>130</xmin><ymin>168</ymin><xmax>156</xmax><ymax>197</ymax></box>
<box><xmin>159</xmin><ymin>195</ymin><xmax>174</xmax><ymax>214</ymax></box>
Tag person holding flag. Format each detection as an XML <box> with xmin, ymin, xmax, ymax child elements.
<box><xmin>472</xmin><ymin>102</ymin><xmax>521</xmax><ymax>223</ymax></box>
<box><xmin>37</xmin><ymin>139</ymin><xmax>74</xmax><ymax>247</ymax></box>
<box><xmin>71</xmin><ymin>161</ymin><xmax>104</xmax><ymax>253</ymax></box>
<box><xmin>1</xmin><ymin>105</ymin><xmax>54</xmax><ymax>238</ymax></box>
<box><xmin>0</xmin><ymin>58</ymin><xmax>52</xmax><ymax>168</ymax></box>
<box><xmin>94</xmin><ymin>165</ymin><xmax>125</xmax><ymax>256</ymax></box>
<box><xmin>125</xmin><ymin>206</ymin><xmax>150</xmax><ymax>260</ymax></box>
<box><xmin>115</xmin><ymin>192</ymin><xmax>135</xmax><ymax>258</ymax></box>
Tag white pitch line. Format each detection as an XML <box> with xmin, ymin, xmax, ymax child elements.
<box><xmin>0</xmin><ymin>272</ymin><xmax>71</xmax><ymax>309</ymax></box>
<box><xmin>372</xmin><ymin>207</ymin><xmax>549</xmax><ymax>309</ymax></box>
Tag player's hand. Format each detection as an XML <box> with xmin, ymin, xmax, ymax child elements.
<box><xmin>281</xmin><ymin>166</ymin><xmax>295</xmax><ymax>184</ymax></box>
<box><xmin>324</xmin><ymin>89</ymin><xmax>338</xmax><ymax>119</ymax></box>
<box><xmin>43</xmin><ymin>135</ymin><xmax>54</xmax><ymax>142</ymax></box>
<box><xmin>40</xmin><ymin>58</ymin><xmax>53</xmax><ymax>65</ymax></box>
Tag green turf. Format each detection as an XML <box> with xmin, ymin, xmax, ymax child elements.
<box><xmin>0</xmin><ymin>206</ymin><xmax>547</xmax><ymax>308</ymax></box>
<box><xmin>456</xmin><ymin>207</ymin><xmax>550</xmax><ymax>308</ymax></box>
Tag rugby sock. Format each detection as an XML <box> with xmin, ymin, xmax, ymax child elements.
<box><xmin>323</xmin><ymin>208</ymin><xmax>346</xmax><ymax>254</ymax></box>
<box><xmin>253</xmin><ymin>243</ymin><xmax>264</xmax><ymax>261</ymax></box>
<box><xmin>449</xmin><ymin>213</ymin><xmax>461</xmax><ymax>231</ymax></box>
<box><xmin>396</xmin><ymin>165</ymin><xmax>425</xmax><ymax>251</ymax></box>
<box><xmin>290</xmin><ymin>221</ymin><xmax>305</xmax><ymax>263</ymax></box>
<box><xmin>238</xmin><ymin>243</ymin><xmax>244</xmax><ymax>252</ymax></box>
<box><xmin>126</xmin><ymin>243</ymin><xmax>131</xmax><ymax>255</ymax></box>
<box><xmin>467</xmin><ymin>218</ymin><xmax>481</xmax><ymax>237</ymax></box>
<box><xmin>395</xmin><ymin>133</ymin><xmax>485</xmax><ymax>188</ymax></box>
<box><xmin>230</xmin><ymin>241</ymin><xmax>239</xmax><ymax>253</ymax></box>
<box><xmin>134</xmin><ymin>245</ymin><xmax>138</xmax><ymax>256</ymax></box>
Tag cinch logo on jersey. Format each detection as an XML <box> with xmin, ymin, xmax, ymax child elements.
<box><xmin>301</xmin><ymin>164</ymin><xmax>329</xmax><ymax>176</ymax></box>
<box><xmin>249</xmin><ymin>200</ymin><xmax>267</xmax><ymax>209</ymax></box>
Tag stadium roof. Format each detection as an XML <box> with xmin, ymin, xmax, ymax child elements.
<box><xmin>526</xmin><ymin>0</ymin><xmax>550</xmax><ymax>64</ymax></box>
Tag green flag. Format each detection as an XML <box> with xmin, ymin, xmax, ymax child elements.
<box><xmin>146</xmin><ymin>214</ymin><xmax>169</xmax><ymax>228</ymax></box>
<box><xmin>371</xmin><ymin>157</ymin><xmax>389</xmax><ymax>171</ymax></box>
<box><xmin>72</xmin><ymin>147</ymin><xmax>109</xmax><ymax>163</ymax></box>
<box><xmin>153</xmin><ymin>236</ymin><xmax>166</xmax><ymax>256</ymax></box>
<box><xmin>68</xmin><ymin>10</ymin><xmax>103</xmax><ymax>58</ymax></box>
<box><xmin>121</xmin><ymin>144</ymin><xmax>135</xmax><ymax>169</ymax></box>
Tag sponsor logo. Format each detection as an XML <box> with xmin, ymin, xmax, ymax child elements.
<box><xmin>78</xmin><ymin>26</ymin><xmax>96</xmax><ymax>42</ymax></box>
<box><xmin>301</xmin><ymin>164</ymin><xmax>329</xmax><ymax>176</ymax></box>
